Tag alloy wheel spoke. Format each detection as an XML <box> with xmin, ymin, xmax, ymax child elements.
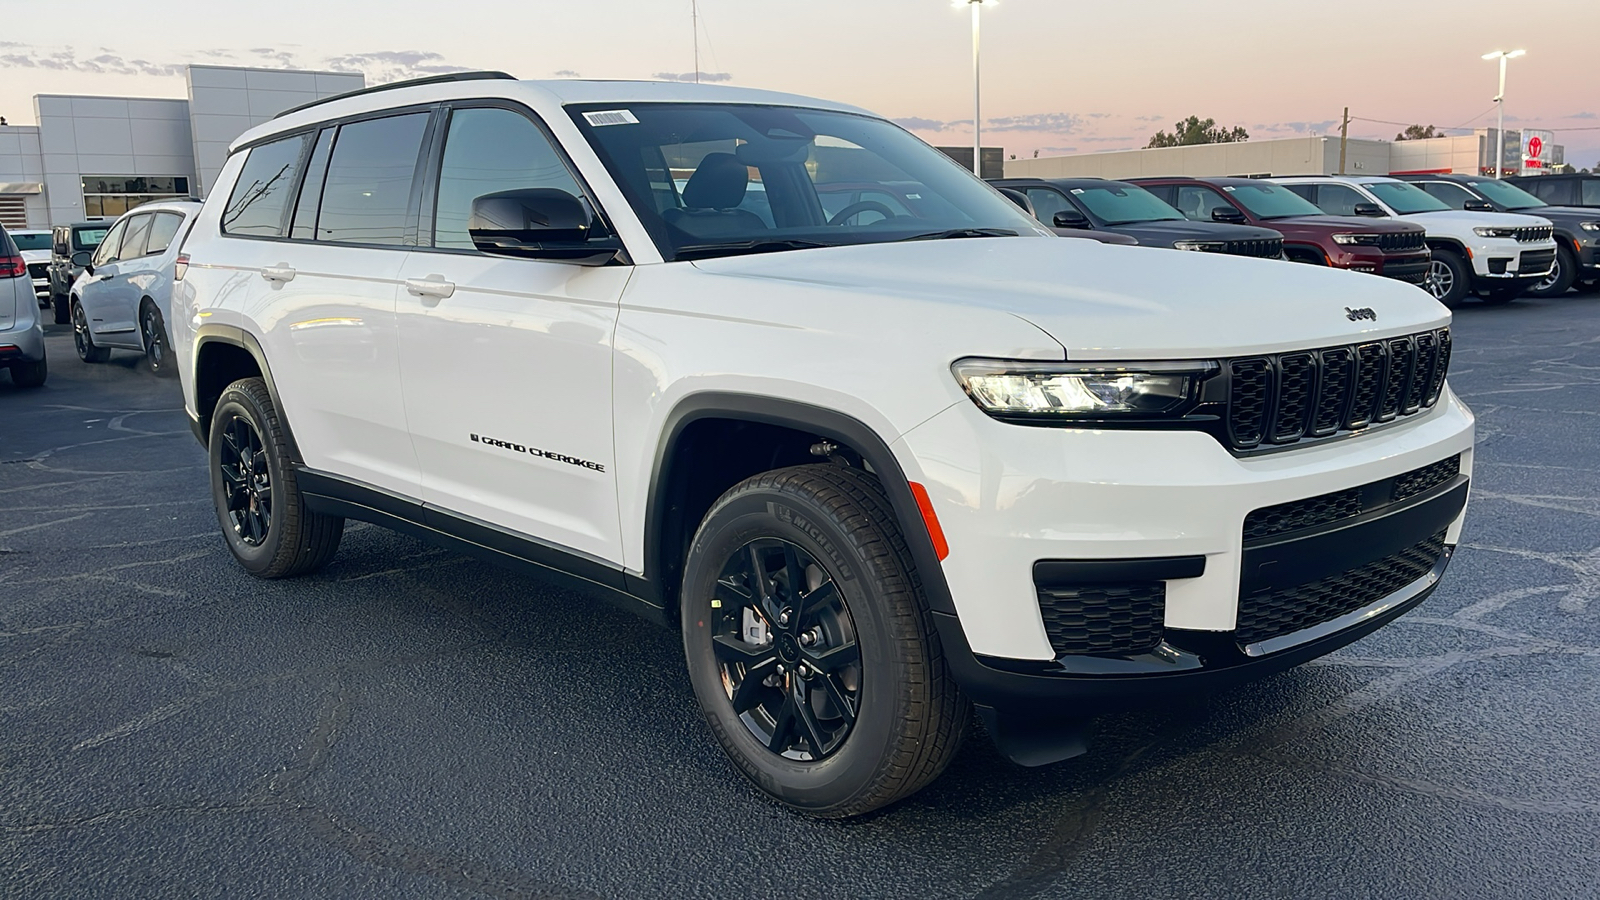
<box><xmin>797</xmin><ymin>579</ymin><xmax>839</xmax><ymax>627</ymax></box>
<box><xmin>767</xmin><ymin>698</ymin><xmax>797</xmax><ymax>753</ymax></box>
<box><xmin>807</xmin><ymin>640</ymin><xmax>859</xmax><ymax>673</ymax></box>
<box><xmin>791</xmin><ymin>683</ymin><xmax>829</xmax><ymax>758</ymax></box>
<box><xmin>712</xmin><ymin>634</ymin><xmax>776</xmax><ymax>667</ymax></box>
<box><xmin>816</xmin><ymin>673</ymin><xmax>857</xmax><ymax>725</ymax></box>
<box><xmin>781</xmin><ymin>545</ymin><xmax>808</xmax><ymax>629</ymax></box>
<box><xmin>729</xmin><ymin>658</ymin><xmax>778</xmax><ymax>713</ymax></box>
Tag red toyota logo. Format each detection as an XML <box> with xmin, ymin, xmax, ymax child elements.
<box><xmin>1527</xmin><ymin>136</ymin><xmax>1544</xmax><ymax>158</ymax></box>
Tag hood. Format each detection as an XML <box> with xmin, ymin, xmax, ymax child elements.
<box><xmin>1510</xmin><ymin>206</ymin><xmax>1600</xmax><ymax>227</ymax></box>
<box><xmin>1403</xmin><ymin>209</ymin><xmax>1552</xmax><ymax>228</ymax></box>
<box><xmin>1260</xmin><ymin>215</ymin><xmax>1421</xmax><ymax>236</ymax></box>
<box><xmin>20</xmin><ymin>249</ymin><xmax>50</xmax><ymax>265</ymax></box>
<box><xmin>1103</xmin><ymin>219</ymin><xmax>1282</xmax><ymax>247</ymax></box>
<box><xmin>690</xmin><ymin>236</ymin><xmax>1448</xmax><ymax>360</ymax></box>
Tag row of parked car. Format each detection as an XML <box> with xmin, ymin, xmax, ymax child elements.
<box><xmin>990</xmin><ymin>172</ymin><xmax>1600</xmax><ymax>307</ymax></box>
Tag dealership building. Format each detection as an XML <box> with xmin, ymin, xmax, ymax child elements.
<box><xmin>0</xmin><ymin>65</ymin><xmax>365</xmax><ymax>230</ymax></box>
<box><xmin>1003</xmin><ymin>129</ymin><xmax>1567</xmax><ymax>181</ymax></box>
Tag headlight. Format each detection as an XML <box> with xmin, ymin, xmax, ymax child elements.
<box><xmin>1173</xmin><ymin>240</ymin><xmax>1228</xmax><ymax>252</ymax></box>
<box><xmin>1473</xmin><ymin>226</ymin><xmax>1517</xmax><ymax>238</ymax></box>
<box><xmin>1331</xmin><ymin>233</ymin><xmax>1382</xmax><ymax>246</ymax></box>
<box><xmin>1581</xmin><ymin>222</ymin><xmax>1600</xmax><ymax>232</ymax></box>
<box><xmin>952</xmin><ymin>359</ymin><xmax>1216</xmax><ymax>420</ymax></box>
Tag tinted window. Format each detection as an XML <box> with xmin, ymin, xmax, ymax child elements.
<box><xmin>90</xmin><ymin>218</ymin><xmax>128</xmax><ymax>266</ymax></box>
<box><xmin>1313</xmin><ymin>184</ymin><xmax>1374</xmax><ymax>217</ymax></box>
<box><xmin>290</xmin><ymin>128</ymin><xmax>334</xmax><ymax>241</ymax></box>
<box><xmin>223</xmin><ymin>135</ymin><xmax>307</xmax><ymax>237</ymax></box>
<box><xmin>118</xmin><ymin>214</ymin><xmax>154</xmax><ymax>259</ymax></box>
<box><xmin>1220</xmin><ymin>182</ymin><xmax>1324</xmax><ymax>219</ymax></box>
<box><xmin>144</xmin><ymin>213</ymin><xmax>184</xmax><ymax>256</ymax></box>
<box><xmin>1172</xmin><ymin>186</ymin><xmax>1234</xmax><ymax>222</ymax></box>
<box><xmin>434</xmin><ymin>107</ymin><xmax>585</xmax><ymax>250</ymax></box>
<box><xmin>1585</xmin><ymin>180</ymin><xmax>1600</xmax><ymax>206</ymax></box>
<box><xmin>1464</xmin><ymin>178</ymin><xmax>1544</xmax><ymax>210</ymax></box>
<box><xmin>1366</xmin><ymin>181</ymin><xmax>1450</xmax><ymax>214</ymax></box>
<box><xmin>11</xmin><ymin>233</ymin><xmax>52</xmax><ymax>251</ymax></box>
<box><xmin>1026</xmin><ymin>188</ymin><xmax>1076</xmax><ymax>224</ymax></box>
<box><xmin>1069</xmin><ymin>183</ymin><xmax>1185</xmax><ymax>225</ymax></box>
<box><xmin>316</xmin><ymin>114</ymin><xmax>429</xmax><ymax>245</ymax></box>
<box><xmin>1416</xmin><ymin>182</ymin><xmax>1479</xmax><ymax>209</ymax></box>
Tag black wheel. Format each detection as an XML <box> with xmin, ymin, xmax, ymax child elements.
<box><xmin>1526</xmin><ymin>245</ymin><xmax>1578</xmax><ymax>299</ymax></box>
<box><xmin>52</xmin><ymin>291</ymin><xmax>69</xmax><ymax>325</ymax></box>
<box><xmin>140</xmin><ymin>302</ymin><xmax>174</xmax><ymax>377</ymax></box>
<box><xmin>71</xmin><ymin>300</ymin><xmax>110</xmax><ymax>363</ymax></box>
<box><xmin>209</xmin><ymin>377</ymin><xmax>343</xmax><ymax>578</ymax></box>
<box><xmin>1425</xmin><ymin>249</ymin><xmax>1470</xmax><ymax>308</ymax></box>
<box><xmin>681</xmin><ymin>464</ymin><xmax>968</xmax><ymax>817</ymax></box>
<box><xmin>9</xmin><ymin>357</ymin><xmax>47</xmax><ymax>388</ymax></box>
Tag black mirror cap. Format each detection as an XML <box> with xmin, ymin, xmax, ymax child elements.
<box><xmin>70</xmin><ymin>250</ymin><xmax>93</xmax><ymax>269</ymax></box>
<box><xmin>1352</xmin><ymin>202</ymin><xmax>1386</xmax><ymax>218</ymax></box>
<box><xmin>1464</xmin><ymin>199</ymin><xmax>1495</xmax><ymax>212</ymax></box>
<box><xmin>998</xmin><ymin>188</ymin><xmax>1035</xmax><ymax>216</ymax></box>
<box><xmin>1052</xmin><ymin>209</ymin><xmax>1091</xmax><ymax>229</ymax></box>
<box><xmin>468</xmin><ymin>188</ymin><xmax>619</xmax><ymax>264</ymax></box>
<box><xmin>1211</xmin><ymin>206</ymin><xmax>1247</xmax><ymax>224</ymax></box>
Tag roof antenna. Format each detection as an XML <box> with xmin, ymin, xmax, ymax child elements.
<box><xmin>692</xmin><ymin>0</ymin><xmax>700</xmax><ymax>83</ymax></box>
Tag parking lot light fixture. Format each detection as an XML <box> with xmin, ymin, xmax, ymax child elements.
<box><xmin>958</xmin><ymin>0</ymin><xmax>997</xmax><ymax>176</ymax></box>
<box><xmin>1482</xmin><ymin>49</ymin><xmax>1527</xmax><ymax>179</ymax></box>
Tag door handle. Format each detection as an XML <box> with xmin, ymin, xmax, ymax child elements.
<box><xmin>404</xmin><ymin>276</ymin><xmax>456</xmax><ymax>300</ymax></box>
<box><xmin>260</xmin><ymin>264</ymin><xmax>296</xmax><ymax>284</ymax></box>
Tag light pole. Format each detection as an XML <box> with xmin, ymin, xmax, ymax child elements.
<box><xmin>1482</xmin><ymin>49</ymin><xmax>1526</xmax><ymax>178</ymax></box>
<box><xmin>961</xmin><ymin>0</ymin><xmax>996</xmax><ymax>176</ymax></box>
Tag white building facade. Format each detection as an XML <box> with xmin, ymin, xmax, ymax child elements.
<box><xmin>0</xmin><ymin>65</ymin><xmax>363</xmax><ymax>230</ymax></box>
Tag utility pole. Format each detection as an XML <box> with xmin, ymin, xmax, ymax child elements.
<box><xmin>692</xmin><ymin>0</ymin><xmax>700</xmax><ymax>83</ymax></box>
<box><xmin>971</xmin><ymin>0</ymin><xmax>982</xmax><ymax>176</ymax></box>
<box><xmin>1339</xmin><ymin>107</ymin><xmax>1349</xmax><ymax>175</ymax></box>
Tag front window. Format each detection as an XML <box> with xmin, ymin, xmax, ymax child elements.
<box><xmin>1584</xmin><ymin>179</ymin><xmax>1600</xmax><ymax>206</ymax></box>
<box><xmin>1221</xmin><ymin>182</ymin><xmax>1325</xmax><ymax>219</ymax></box>
<box><xmin>1464</xmin><ymin>178</ymin><xmax>1545</xmax><ymax>211</ymax></box>
<box><xmin>1365</xmin><ymin>181</ymin><xmax>1451</xmax><ymax>214</ymax></box>
<box><xmin>1067</xmin><ymin>183</ymin><xmax>1185</xmax><ymax>225</ymax></box>
<box><xmin>10</xmin><ymin>232</ymin><xmax>51</xmax><ymax>251</ymax></box>
<box><xmin>569</xmin><ymin>103</ymin><xmax>1043</xmax><ymax>260</ymax></box>
<box><xmin>81</xmin><ymin>175</ymin><xmax>190</xmax><ymax>218</ymax></box>
<box><xmin>1417</xmin><ymin>182</ymin><xmax>1480</xmax><ymax>209</ymax></box>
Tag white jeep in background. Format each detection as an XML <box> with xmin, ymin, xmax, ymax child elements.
<box><xmin>1270</xmin><ymin>174</ymin><xmax>1556</xmax><ymax>307</ymax></box>
<box><xmin>174</xmin><ymin>73</ymin><xmax>1475</xmax><ymax>817</ymax></box>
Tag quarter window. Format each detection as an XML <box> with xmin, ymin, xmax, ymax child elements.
<box><xmin>223</xmin><ymin>135</ymin><xmax>308</xmax><ymax>238</ymax></box>
<box><xmin>1584</xmin><ymin>180</ymin><xmax>1600</xmax><ymax>206</ymax></box>
<box><xmin>1026</xmin><ymin>188</ymin><xmax>1076</xmax><ymax>224</ymax></box>
<box><xmin>290</xmin><ymin>128</ymin><xmax>334</xmax><ymax>241</ymax></box>
<box><xmin>316</xmin><ymin>113</ymin><xmax>429</xmax><ymax>245</ymax></box>
<box><xmin>433</xmin><ymin>107</ymin><xmax>585</xmax><ymax>250</ymax></box>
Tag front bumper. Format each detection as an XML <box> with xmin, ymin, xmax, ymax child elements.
<box><xmin>1468</xmin><ymin>238</ymin><xmax>1557</xmax><ymax>281</ymax></box>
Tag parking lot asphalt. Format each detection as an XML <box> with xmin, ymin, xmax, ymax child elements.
<box><xmin>2</xmin><ymin>294</ymin><xmax>1599</xmax><ymax>900</ymax></box>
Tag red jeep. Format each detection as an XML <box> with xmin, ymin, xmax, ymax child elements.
<box><xmin>1133</xmin><ymin>177</ymin><xmax>1431</xmax><ymax>285</ymax></box>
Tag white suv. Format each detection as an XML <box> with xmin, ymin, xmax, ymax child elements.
<box><xmin>1270</xmin><ymin>175</ymin><xmax>1556</xmax><ymax>306</ymax></box>
<box><xmin>174</xmin><ymin>74</ymin><xmax>1475</xmax><ymax>817</ymax></box>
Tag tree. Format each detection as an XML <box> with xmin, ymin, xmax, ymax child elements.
<box><xmin>1145</xmin><ymin>116</ymin><xmax>1249</xmax><ymax>149</ymax></box>
<box><xmin>1394</xmin><ymin>124</ymin><xmax>1440</xmax><ymax>141</ymax></box>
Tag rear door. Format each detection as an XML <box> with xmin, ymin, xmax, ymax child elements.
<box><xmin>394</xmin><ymin>102</ymin><xmax>630</xmax><ymax>567</ymax></box>
<box><xmin>80</xmin><ymin>216</ymin><xmax>131</xmax><ymax>339</ymax></box>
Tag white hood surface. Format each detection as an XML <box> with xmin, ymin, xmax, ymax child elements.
<box><xmin>691</xmin><ymin>237</ymin><xmax>1448</xmax><ymax>361</ymax></box>
<box><xmin>1404</xmin><ymin>209</ymin><xmax>1554</xmax><ymax>229</ymax></box>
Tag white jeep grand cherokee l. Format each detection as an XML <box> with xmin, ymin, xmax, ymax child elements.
<box><xmin>174</xmin><ymin>73</ymin><xmax>1475</xmax><ymax>817</ymax></box>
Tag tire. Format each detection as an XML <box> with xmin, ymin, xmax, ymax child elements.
<box><xmin>681</xmin><ymin>464</ymin><xmax>968</xmax><ymax>818</ymax></box>
<box><xmin>9</xmin><ymin>357</ymin><xmax>47</xmax><ymax>388</ymax></box>
<box><xmin>71</xmin><ymin>300</ymin><xmax>110</xmax><ymax>363</ymax></box>
<box><xmin>140</xmin><ymin>302</ymin><xmax>174</xmax><ymax>377</ymax></box>
<box><xmin>1525</xmin><ymin>245</ymin><xmax>1577</xmax><ymax>299</ymax></box>
<box><xmin>208</xmin><ymin>377</ymin><xmax>344</xmax><ymax>578</ymax></box>
<box><xmin>1425</xmin><ymin>249</ymin><xmax>1470</xmax><ymax>308</ymax></box>
<box><xmin>52</xmin><ymin>291</ymin><xmax>69</xmax><ymax>325</ymax></box>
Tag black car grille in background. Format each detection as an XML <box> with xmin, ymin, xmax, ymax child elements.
<box><xmin>1519</xmin><ymin>248</ymin><xmax>1556</xmax><ymax>274</ymax></box>
<box><xmin>1224</xmin><ymin>238</ymin><xmax>1284</xmax><ymax>259</ymax></box>
<box><xmin>1037</xmin><ymin>582</ymin><xmax>1165</xmax><ymax>656</ymax></box>
<box><xmin>1224</xmin><ymin>327</ymin><xmax>1452</xmax><ymax>451</ymax></box>
<box><xmin>1515</xmin><ymin>226</ymin><xmax>1553</xmax><ymax>243</ymax></box>
<box><xmin>1234</xmin><ymin>532</ymin><xmax>1446</xmax><ymax>646</ymax></box>
<box><xmin>1377</xmin><ymin>231</ymin><xmax>1426</xmax><ymax>253</ymax></box>
<box><xmin>27</xmin><ymin>263</ymin><xmax>48</xmax><ymax>280</ymax></box>
<box><xmin>1242</xmin><ymin>452</ymin><xmax>1463</xmax><ymax>542</ymax></box>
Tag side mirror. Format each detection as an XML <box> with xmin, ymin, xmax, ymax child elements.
<box><xmin>1352</xmin><ymin>203</ymin><xmax>1386</xmax><ymax>218</ymax></box>
<box><xmin>1052</xmin><ymin>208</ymin><xmax>1091</xmax><ymax>229</ymax></box>
<box><xmin>998</xmin><ymin>188</ymin><xmax>1035</xmax><ymax>217</ymax></box>
<box><xmin>71</xmin><ymin>250</ymin><xmax>93</xmax><ymax>270</ymax></box>
<box><xmin>1463</xmin><ymin>199</ymin><xmax>1495</xmax><ymax>212</ymax></box>
<box><xmin>468</xmin><ymin>188</ymin><xmax>617</xmax><ymax>265</ymax></box>
<box><xmin>1210</xmin><ymin>206</ymin><xmax>1247</xmax><ymax>224</ymax></box>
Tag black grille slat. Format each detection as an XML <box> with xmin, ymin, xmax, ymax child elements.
<box><xmin>1310</xmin><ymin>348</ymin><xmax>1353</xmax><ymax>437</ymax></box>
<box><xmin>1229</xmin><ymin>359</ymin><xmax>1271</xmax><ymax>448</ymax></box>
<box><xmin>1347</xmin><ymin>342</ymin><xmax>1386</xmax><ymax>430</ymax></box>
<box><xmin>1223</xmin><ymin>238</ymin><xmax>1284</xmax><ymax>259</ymax></box>
<box><xmin>1378</xmin><ymin>231</ymin><xmax>1425</xmax><ymax>253</ymax></box>
<box><xmin>27</xmin><ymin>263</ymin><xmax>49</xmax><ymax>279</ymax></box>
<box><xmin>1272</xmin><ymin>354</ymin><xmax>1316</xmax><ymax>443</ymax></box>
<box><xmin>1242</xmin><ymin>453</ymin><xmax>1463</xmax><ymax>542</ymax></box>
<box><xmin>1378</xmin><ymin>337</ymin><xmax>1415</xmax><ymax>423</ymax></box>
<box><xmin>1236</xmin><ymin>532</ymin><xmax>1445</xmax><ymax>645</ymax></box>
<box><xmin>1406</xmin><ymin>332</ymin><xmax>1437</xmax><ymax>414</ymax></box>
<box><xmin>1392</xmin><ymin>455</ymin><xmax>1462</xmax><ymax>503</ymax></box>
<box><xmin>1425</xmin><ymin>330</ymin><xmax>1451</xmax><ymax>406</ymax></box>
<box><xmin>1519</xmin><ymin>249</ymin><xmax>1555</xmax><ymax>273</ymax></box>
<box><xmin>1037</xmin><ymin>583</ymin><xmax>1165</xmax><ymax>656</ymax></box>
<box><xmin>1514</xmin><ymin>226</ymin><xmax>1552</xmax><ymax>243</ymax></box>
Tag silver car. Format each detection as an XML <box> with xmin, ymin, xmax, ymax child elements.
<box><xmin>1</xmin><ymin>224</ymin><xmax>47</xmax><ymax>387</ymax></box>
<box><xmin>69</xmin><ymin>200</ymin><xmax>201</xmax><ymax>376</ymax></box>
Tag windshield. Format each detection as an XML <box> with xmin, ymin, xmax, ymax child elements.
<box><xmin>569</xmin><ymin>103</ymin><xmax>1044</xmax><ymax>260</ymax></box>
<box><xmin>1366</xmin><ymin>181</ymin><xmax>1451</xmax><ymax>215</ymax></box>
<box><xmin>1465</xmin><ymin>178</ymin><xmax>1545</xmax><ymax>210</ymax></box>
<box><xmin>73</xmin><ymin>228</ymin><xmax>109</xmax><ymax>250</ymax></box>
<box><xmin>1222</xmin><ymin>182</ymin><xmax>1325</xmax><ymax>219</ymax></box>
<box><xmin>10</xmin><ymin>233</ymin><xmax>51</xmax><ymax>251</ymax></box>
<box><xmin>1069</xmin><ymin>183</ymin><xmax>1185</xmax><ymax>225</ymax></box>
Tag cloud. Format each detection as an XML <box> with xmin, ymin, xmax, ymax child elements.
<box><xmin>892</xmin><ymin>116</ymin><xmax>950</xmax><ymax>131</ymax></box>
<box><xmin>0</xmin><ymin>47</ymin><xmax>186</xmax><ymax>77</ymax></box>
<box><xmin>553</xmin><ymin>69</ymin><xmax>581</xmax><ymax>78</ymax></box>
<box><xmin>652</xmin><ymin>71</ymin><xmax>732</xmax><ymax>83</ymax></box>
<box><xmin>1567</xmin><ymin>111</ymin><xmax>1597</xmax><ymax>120</ymax></box>
<box><xmin>0</xmin><ymin>42</ymin><xmax>475</xmax><ymax>85</ymax></box>
<box><xmin>323</xmin><ymin>50</ymin><xmax>473</xmax><ymax>82</ymax></box>
<box><xmin>985</xmin><ymin>112</ymin><xmax>1082</xmax><ymax>134</ymax></box>
<box><xmin>1135</xmin><ymin>114</ymin><xmax>1164</xmax><ymax>123</ymax></box>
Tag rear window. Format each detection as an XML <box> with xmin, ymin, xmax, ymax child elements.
<box><xmin>72</xmin><ymin>227</ymin><xmax>109</xmax><ymax>250</ymax></box>
<box><xmin>222</xmin><ymin>134</ymin><xmax>308</xmax><ymax>237</ymax></box>
<box><xmin>11</xmin><ymin>233</ymin><xmax>51</xmax><ymax>251</ymax></box>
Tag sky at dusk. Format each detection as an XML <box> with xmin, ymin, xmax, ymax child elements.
<box><xmin>2</xmin><ymin>0</ymin><xmax>1596</xmax><ymax>168</ymax></box>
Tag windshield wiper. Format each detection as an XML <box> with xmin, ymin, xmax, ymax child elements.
<box><xmin>897</xmin><ymin>227</ymin><xmax>1018</xmax><ymax>242</ymax></box>
<box><xmin>675</xmin><ymin>239</ymin><xmax>837</xmax><ymax>261</ymax></box>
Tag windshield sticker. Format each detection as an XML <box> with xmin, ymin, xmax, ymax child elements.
<box><xmin>1223</xmin><ymin>186</ymin><xmax>1236</xmax><ymax>192</ymax></box>
<box><xmin>583</xmin><ymin>109</ymin><xmax>639</xmax><ymax>127</ymax></box>
<box><xmin>1069</xmin><ymin>188</ymin><xmax>1085</xmax><ymax>195</ymax></box>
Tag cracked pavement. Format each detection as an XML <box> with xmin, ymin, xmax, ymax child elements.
<box><xmin>3</xmin><ymin>295</ymin><xmax>1599</xmax><ymax>899</ymax></box>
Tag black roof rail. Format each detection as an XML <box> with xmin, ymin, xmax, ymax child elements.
<box><xmin>273</xmin><ymin>71</ymin><xmax>517</xmax><ymax>120</ymax></box>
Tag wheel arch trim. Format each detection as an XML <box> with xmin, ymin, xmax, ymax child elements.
<box><xmin>192</xmin><ymin>323</ymin><xmax>300</xmax><ymax>462</ymax></box>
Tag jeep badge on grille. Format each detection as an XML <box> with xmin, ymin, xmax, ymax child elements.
<box><xmin>1346</xmin><ymin>307</ymin><xmax>1377</xmax><ymax>322</ymax></box>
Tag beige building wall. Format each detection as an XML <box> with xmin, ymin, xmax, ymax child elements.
<box><xmin>1004</xmin><ymin>136</ymin><xmax>1395</xmax><ymax>180</ymax></box>
<box><xmin>1388</xmin><ymin>135</ymin><xmax>1483</xmax><ymax>175</ymax></box>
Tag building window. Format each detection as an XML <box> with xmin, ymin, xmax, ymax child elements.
<box><xmin>80</xmin><ymin>175</ymin><xmax>191</xmax><ymax>218</ymax></box>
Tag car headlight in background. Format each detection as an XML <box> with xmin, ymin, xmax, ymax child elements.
<box><xmin>1473</xmin><ymin>226</ymin><xmax>1518</xmax><ymax>238</ymax></box>
<box><xmin>952</xmin><ymin>359</ymin><xmax>1216</xmax><ymax>420</ymax></box>
<box><xmin>1172</xmin><ymin>240</ymin><xmax>1230</xmax><ymax>252</ymax></box>
<box><xmin>1332</xmin><ymin>233</ymin><xmax>1383</xmax><ymax>245</ymax></box>
<box><xmin>1580</xmin><ymin>222</ymin><xmax>1600</xmax><ymax>232</ymax></box>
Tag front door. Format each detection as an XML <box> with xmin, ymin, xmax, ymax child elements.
<box><xmin>395</xmin><ymin>103</ymin><xmax>629</xmax><ymax>567</ymax></box>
